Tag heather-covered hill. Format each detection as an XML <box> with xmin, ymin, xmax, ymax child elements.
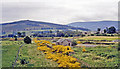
<box><xmin>68</xmin><ymin>21</ymin><xmax>118</xmax><ymax>31</ymax></box>
<box><xmin>1</xmin><ymin>20</ymin><xmax>90</xmax><ymax>33</ymax></box>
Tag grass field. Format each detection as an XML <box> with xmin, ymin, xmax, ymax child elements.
<box><xmin>2</xmin><ymin>41</ymin><xmax>22</xmax><ymax>67</ymax></box>
<box><xmin>2</xmin><ymin>40</ymin><xmax>58</xmax><ymax>67</ymax></box>
<box><xmin>1</xmin><ymin>36</ymin><xmax>119</xmax><ymax>67</ymax></box>
<box><xmin>71</xmin><ymin>45</ymin><xmax>118</xmax><ymax>67</ymax></box>
<box><xmin>76</xmin><ymin>36</ymin><xmax>118</xmax><ymax>41</ymax></box>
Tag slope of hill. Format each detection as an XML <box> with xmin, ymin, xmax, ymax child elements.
<box><xmin>68</xmin><ymin>21</ymin><xmax>118</xmax><ymax>31</ymax></box>
<box><xmin>1</xmin><ymin>20</ymin><xmax>90</xmax><ymax>33</ymax></box>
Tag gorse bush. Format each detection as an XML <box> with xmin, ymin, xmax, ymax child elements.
<box><xmin>82</xmin><ymin>48</ymin><xmax>86</xmax><ymax>52</ymax></box>
<box><xmin>77</xmin><ymin>41</ymin><xmax>81</xmax><ymax>44</ymax></box>
<box><xmin>33</xmin><ymin>38</ymin><xmax>81</xmax><ymax>67</ymax></box>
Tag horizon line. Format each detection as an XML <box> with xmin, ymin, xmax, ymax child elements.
<box><xmin>1</xmin><ymin>19</ymin><xmax>119</xmax><ymax>25</ymax></box>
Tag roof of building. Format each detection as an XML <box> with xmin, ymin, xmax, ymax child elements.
<box><xmin>57</xmin><ymin>38</ymin><xmax>73</xmax><ymax>43</ymax></box>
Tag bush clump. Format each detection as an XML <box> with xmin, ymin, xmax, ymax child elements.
<box><xmin>24</xmin><ymin>36</ymin><xmax>31</xmax><ymax>44</ymax></box>
<box><xmin>107</xmin><ymin>55</ymin><xmax>116</xmax><ymax>59</ymax></box>
<box><xmin>72</xmin><ymin>41</ymin><xmax>77</xmax><ymax>46</ymax></box>
<box><xmin>92</xmin><ymin>56</ymin><xmax>101</xmax><ymax>60</ymax></box>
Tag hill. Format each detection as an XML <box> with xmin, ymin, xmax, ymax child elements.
<box><xmin>1</xmin><ymin>20</ymin><xmax>90</xmax><ymax>33</ymax></box>
<box><xmin>68</xmin><ymin>21</ymin><xmax>118</xmax><ymax>31</ymax></box>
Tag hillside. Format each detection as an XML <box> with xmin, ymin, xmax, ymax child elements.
<box><xmin>1</xmin><ymin>20</ymin><xmax>90</xmax><ymax>33</ymax></box>
<box><xmin>68</xmin><ymin>21</ymin><xmax>118</xmax><ymax>31</ymax></box>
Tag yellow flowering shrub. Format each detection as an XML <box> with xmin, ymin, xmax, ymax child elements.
<box><xmin>108</xmin><ymin>46</ymin><xmax>111</xmax><ymax>49</ymax></box>
<box><xmin>82</xmin><ymin>48</ymin><xmax>86</xmax><ymax>52</ymax></box>
<box><xmin>52</xmin><ymin>43</ymin><xmax>56</xmax><ymax>46</ymax></box>
<box><xmin>77</xmin><ymin>41</ymin><xmax>81</xmax><ymax>44</ymax></box>
<box><xmin>34</xmin><ymin>39</ymin><xmax>81</xmax><ymax>67</ymax></box>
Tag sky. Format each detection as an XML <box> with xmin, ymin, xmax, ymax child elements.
<box><xmin>1</xmin><ymin>0</ymin><xmax>119</xmax><ymax>24</ymax></box>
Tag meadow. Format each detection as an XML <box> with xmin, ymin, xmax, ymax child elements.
<box><xmin>74</xmin><ymin>36</ymin><xmax>118</xmax><ymax>41</ymax></box>
<box><xmin>1</xmin><ymin>36</ymin><xmax>119</xmax><ymax>67</ymax></box>
<box><xmin>71</xmin><ymin>45</ymin><xmax>118</xmax><ymax>67</ymax></box>
<box><xmin>2</xmin><ymin>40</ymin><xmax>58</xmax><ymax>67</ymax></box>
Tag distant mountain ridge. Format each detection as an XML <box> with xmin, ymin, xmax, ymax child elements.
<box><xmin>0</xmin><ymin>20</ymin><xmax>90</xmax><ymax>33</ymax></box>
<box><xmin>68</xmin><ymin>21</ymin><xmax>118</xmax><ymax>31</ymax></box>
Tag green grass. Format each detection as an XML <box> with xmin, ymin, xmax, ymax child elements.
<box><xmin>77</xmin><ymin>36</ymin><xmax>118</xmax><ymax>41</ymax></box>
<box><xmin>2</xmin><ymin>40</ymin><xmax>58</xmax><ymax>67</ymax></box>
<box><xmin>2</xmin><ymin>37</ymin><xmax>119</xmax><ymax>67</ymax></box>
<box><xmin>2</xmin><ymin>41</ymin><xmax>23</xmax><ymax>67</ymax></box>
<box><xmin>17</xmin><ymin>43</ymin><xmax>58</xmax><ymax>67</ymax></box>
<box><xmin>71</xmin><ymin>45</ymin><xmax>118</xmax><ymax>67</ymax></box>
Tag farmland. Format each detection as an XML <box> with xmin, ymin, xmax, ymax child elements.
<box><xmin>1</xmin><ymin>36</ymin><xmax>119</xmax><ymax>68</ymax></box>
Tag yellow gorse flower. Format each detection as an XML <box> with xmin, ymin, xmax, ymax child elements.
<box><xmin>77</xmin><ymin>41</ymin><xmax>81</xmax><ymax>44</ymax></box>
<box><xmin>82</xmin><ymin>48</ymin><xmax>86</xmax><ymax>52</ymax></box>
<box><xmin>108</xmin><ymin>46</ymin><xmax>111</xmax><ymax>49</ymax></box>
<box><xmin>34</xmin><ymin>39</ymin><xmax>81</xmax><ymax>67</ymax></box>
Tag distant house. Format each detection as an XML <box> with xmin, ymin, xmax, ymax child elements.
<box><xmin>56</xmin><ymin>38</ymin><xmax>73</xmax><ymax>46</ymax></box>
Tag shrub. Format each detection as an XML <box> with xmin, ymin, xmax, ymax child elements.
<box><xmin>82</xmin><ymin>48</ymin><xmax>86</xmax><ymax>52</ymax></box>
<box><xmin>97</xmin><ymin>53</ymin><xmax>108</xmax><ymax>57</ymax></box>
<box><xmin>72</xmin><ymin>41</ymin><xmax>77</xmax><ymax>46</ymax></box>
<box><xmin>101</xmin><ymin>54</ymin><xmax>108</xmax><ymax>57</ymax></box>
<box><xmin>24</xmin><ymin>36</ymin><xmax>31</xmax><ymax>44</ymax></box>
<box><xmin>118</xmin><ymin>46</ymin><xmax>120</xmax><ymax>51</ymax></box>
<box><xmin>34</xmin><ymin>39</ymin><xmax>81</xmax><ymax>67</ymax></box>
<box><xmin>89</xmin><ymin>50</ymin><xmax>93</xmax><ymax>51</ymax></box>
<box><xmin>65</xmin><ymin>34</ymin><xmax>69</xmax><ymax>37</ymax></box>
<box><xmin>81</xmin><ymin>34</ymin><xmax>85</xmax><ymax>37</ymax></box>
<box><xmin>92</xmin><ymin>56</ymin><xmax>101</xmax><ymax>60</ymax></box>
<box><xmin>107</xmin><ymin>55</ymin><xmax>116</xmax><ymax>59</ymax></box>
<box><xmin>14</xmin><ymin>36</ymin><xmax>17</xmax><ymax>41</ymax></box>
<box><xmin>20</xmin><ymin>59</ymin><xmax>29</xmax><ymax>64</ymax></box>
<box><xmin>91</xmin><ymin>34</ymin><xmax>94</xmax><ymax>36</ymax></box>
<box><xmin>77</xmin><ymin>41</ymin><xmax>81</xmax><ymax>44</ymax></box>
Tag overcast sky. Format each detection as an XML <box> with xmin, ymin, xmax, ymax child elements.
<box><xmin>1</xmin><ymin>0</ymin><xmax>119</xmax><ymax>24</ymax></box>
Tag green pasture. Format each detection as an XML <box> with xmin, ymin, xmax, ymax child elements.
<box><xmin>76</xmin><ymin>36</ymin><xmax>118</xmax><ymax>41</ymax></box>
<box><xmin>2</xmin><ymin>40</ymin><xmax>58</xmax><ymax>67</ymax></box>
<box><xmin>71</xmin><ymin>44</ymin><xmax>118</xmax><ymax>67</ymax></box>
<box><xmin>1</xmin><ymin>36</ymin><xmax>119</xmax><ymax>67</ymax></box>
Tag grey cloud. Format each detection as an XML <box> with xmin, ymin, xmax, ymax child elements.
<box><xmin>1</xmin><ymin>0</ymin><xmax>119</xmax><ymax>24</ymax></box>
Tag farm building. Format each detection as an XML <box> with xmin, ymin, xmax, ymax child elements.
<box><xmin>56</xmin><ymin>38</ymin><xmax>73</xmax><ymax>46</ymax></box>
